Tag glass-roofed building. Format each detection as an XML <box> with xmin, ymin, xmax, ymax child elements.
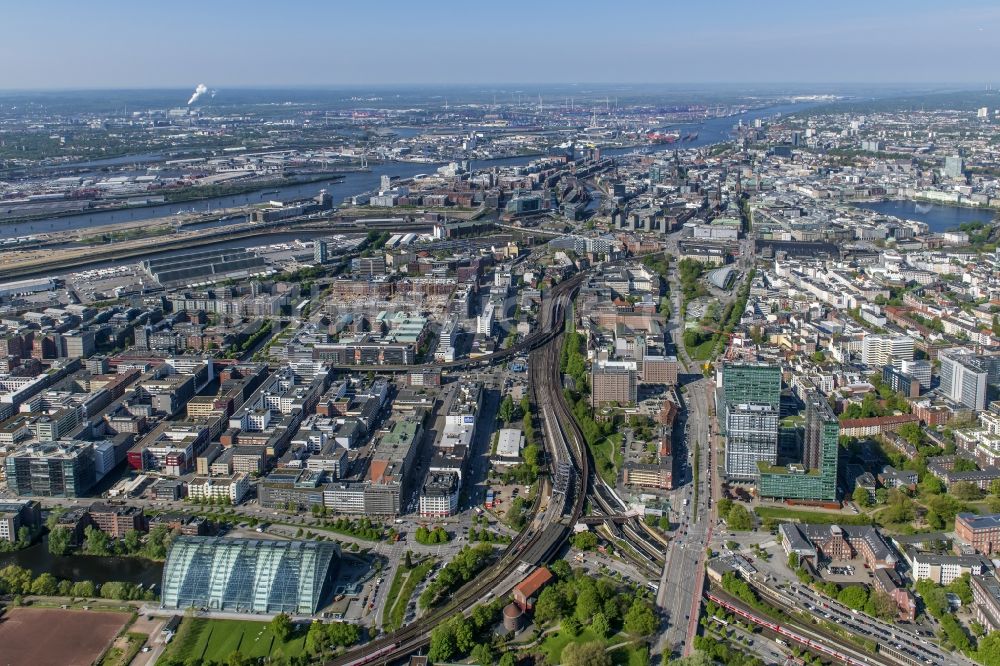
<box><xmin>160</xmin><ymin>536</ymin><xmax>339</xmax><ymax>615</ymax></box>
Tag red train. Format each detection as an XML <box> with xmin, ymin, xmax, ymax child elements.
<box><xmin>705</xmin><ymin>592</ymin><xmax>870</xmax><ymax>666</ymax></box>
<box><xmin>342</xmin><ymin>642</ymin><xmax>399</xmax><ymax>666</ymax></box>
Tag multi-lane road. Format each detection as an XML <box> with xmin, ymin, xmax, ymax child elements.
<box><xmin>777</xmin><ymin>580</ymin><xmax>974</xmax><ymax>666</ymax></box>
<box><xmin>655</xmin><ymin>374</ymin><xmax>714</xmax><ymax>659</ymax></box>
<box><xmin>653</xmin><ymin>231</ymin><xmax>733</xmax><ymax>659</ymax></box>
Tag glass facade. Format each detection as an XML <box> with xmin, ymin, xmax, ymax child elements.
<box><xmin>161</xmin><ymin>537</ymin><xmax>339</xmax><ymax>615</ymax></box>
<box><xmin>724</xmin><ymin>403</ymin><xmax>778</xmax><ymax>480</ymax></box>
<box><xmin>758</xmin><ymin>392</ymin><xmax>839</xmax><ymax>501</ymax></box>
<box><xmin>722</xmin><ymin>363</ymin><xmax>781</xmax><ymax>409</ymax></box>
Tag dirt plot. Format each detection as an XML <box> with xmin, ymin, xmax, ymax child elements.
<box><xmin>0</xmin><ymin>607</ymin><xmax>129</xmax><ymax>666</ymax></box>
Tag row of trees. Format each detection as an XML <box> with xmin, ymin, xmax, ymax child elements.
<box><xmin>414</xmin><ymin>526</ymin><xmax>450</xmax><ymax>545</ymax></box>
<box><xmin>916</xmin><ymin>578</ymin><xmax>976</xmax><ymax>653</ymax></box>
<box><xmin>467</xmin><ymin>526</ymin><xmax>511</xmax><ymax>544</ymax></box>
<box><xmin>419</xmin><ymin>544</ymin><xmax>494</xmax><ymax>608</ymax></box>
<box><xmin>49</xmin><ymin>523</ymin><xmax>175</xmax><ymax>560</ymax></box>
<box><xmin>498</xmin><ymin>394</ymin><xmax>541</xmax><ymax>486</ymax></box>
<box><xmin>428</xmin><ymin>599</ymin><xmax>509</xmax><ymax>664</ymax></box>
<box><xmin>0</xmin><ymin>564</ymin><xmax>155</xmax><ymax>601</ymax></box>
<box><xmin>321</xmin><ymin>517</ymin><xmax>384</xmax><ymax>540</ymax></box>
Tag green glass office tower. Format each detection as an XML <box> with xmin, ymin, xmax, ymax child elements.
<box><xmin>722</xmin><ymin>362</ymin><xmax>781</xmax><ymax>409</ymax></box>
<box><xmin>758</xmin><ymin>391</ymin><xmax>839</xmax><ymax>501</ymax></box>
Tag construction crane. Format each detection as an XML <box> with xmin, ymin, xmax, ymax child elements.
<box><xmin>696</xmin><ymin>325</ymin><xmax>743</xmax><ymax>368</ymax></box>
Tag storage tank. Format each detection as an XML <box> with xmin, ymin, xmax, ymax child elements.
<box><xmin>503</xmin><ymin>602</ymin><xmax>523</xmax><ymax>632</ymax></box>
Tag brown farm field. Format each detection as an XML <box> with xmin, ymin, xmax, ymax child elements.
<box><xmin>0</xmin><ymin>607</ymin><xmax>129</xmax><ymax>666</ymax></box>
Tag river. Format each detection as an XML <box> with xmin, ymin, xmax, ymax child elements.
<box><xmin>853</xmin><ymin>199</ymin><xmax>998</xmax><ymax>232</ymax></box>
<box><xmin>3</xmin><ymin>101</ymin><xmax>817</xmax><ymax>240</ymax></box>
<box><xmin>0</xmin><ymin>538</ymin><xmax>163</xmax><ymax>587</ymax></box>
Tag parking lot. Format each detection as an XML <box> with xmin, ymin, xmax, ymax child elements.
<box><xmin>817</xmin><ymin>559</ymin><xmax>873</xmax><ymax>585</ymax></box>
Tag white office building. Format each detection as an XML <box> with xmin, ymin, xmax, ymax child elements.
<box><xmin>940</xmin><ymin>348</ymin><xmax>989</xmax><ymax>411</ymax></box>
<box><xmin>861</xmin><ymin>334</ymin><xmax>914</xmax><ymax>369</ymax></box>
<box><xmin>724</xmin><ymin>403</ymin><xmax>779</xmax><ymax>481</ymax></box>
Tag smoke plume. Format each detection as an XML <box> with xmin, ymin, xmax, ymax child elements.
<box><xmin>187</xmin><ymin>83</ymin><xmax>209</xmax><ymax>105</ymax></box>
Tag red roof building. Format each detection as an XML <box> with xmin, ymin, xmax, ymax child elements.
<box><xmin>513</xmin><ymin>566</ymin><xmax>553</xmax><ymax>611</ymax></box>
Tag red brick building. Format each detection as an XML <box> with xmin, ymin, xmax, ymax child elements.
<box><xmin>513</xmin><ymin>566</ymin><xmax>553</xmax><ymax>611</ymax></box>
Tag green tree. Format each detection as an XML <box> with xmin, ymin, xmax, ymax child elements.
<box><xmin>977</xmin><ymin>631</ymin><xmax>1000</xmax><ymax>666</ymax></box>
<box><xmin>498</xmin><ymin>653</ymin><xmax>517</xmax><ymax>666</ymax></box>
<box><xmin>71</xmin><ymin>580</ymin><xmax>96</xmax><ymax>597</ymax></box>
<box><xmin>592</xmin><ymin>612</ymin><xmax>610</xmax><ymax>639</ymax></box>
<box><xmin>837</xmin><ymin>585</ymin><xmax>868</xmax><ymax>610</ymax></box>
<box><xmin>623</xmin><ymin>600</ymin><xmax>657</xmax><ymax>636</ymax></box>
<box><xmin>575</xmin><ymin>585</ymin><xmax>602</xmax><ymax>622</ymax></box>
<box><xmin>47</xmin><ymin>526</ymin><xmax>72</xmax><ymax>556</ymax></box>
<box><xmin>326</xmin><ymin>621</ymin><xmax>359</xmax><ymax>647</ymax></box>
<box><xmin>123</xmin><ymin>529</ymin><xmax>142</xmax><ymax>553</ymax></box>
<box><xmin>853</xmin><ymin>485</ymin><xmax>871</xmax><ymax>507</ymax></box>
<box><xmin>726</xmin><ymin>504</ymin><xmax>753</xmax><ymax>531</ymax></box>
<box><xmin>898</xmin><ymin>422</ymin><xmax>925</xmax><ymax>447</ymax></box>
<box><xmin>573</xmin><ymin>531</ymin><xmax>599</xmax><ymax>551</ymax></box>
<box><xmin>471</xmin><ymin>643</ymin><xmax>495</xmax><ymax>666</ymax></box>
<box><xmin>428</xmin><ymin>623</ymin><xmax>457</xmax><ymax>663</ymax></box>
<box><xmin>550</xmin><ymin>559</ymin><xmax>573</xmax><ymax>580</ymax></box>
<box><xmin>499</xmin><ymin>395</ymin><xmax>515</xmax><ymax>423</ymax></box>
<box><xmin>453</xmin><ymin>616</ymin><xmax>475</xmax><ymax>654</ymax></box>
<box><xmin>864</xmin><ymin>590</ymin><xmax>898</xmax><ymax>620</ymax></box>
<box><xmin>30</xmin><ymin>573</ymin><xmax>58</xmax><ymax>596</ymax></box>
<box><xmin>83</xmin><ymin>526</ymin><xmax>110</xmax><ymax>556</ymax></box>
<box><xmin>269</xmin><ymin>613</ymin><xmax>294</xmax><ymax>642</ymax></box>
<box><xmin>305</xmin><ymin>621</ymin><xmax>326</xmax><ymax>655</ymax></box>
<box><xmin>562</xmin><ymin>640</ymin><xmax>612</xmax><ymax>666</ymax></box>
<box><xmin>882</xmin><ymin>489</ymin><xmax>916</xmax><ymax>523</ymax></box>
<box><xmin>143</xmin><ymin>524</ymin><xmax>173</xmax><ymax>559</ymax></box>
<box><xmin>534</xmin><ymin>585</ymin><xmax>565</xmax><ymax>625</ymax></box>
<box><xmin>948</xmin><ymin>573</ymin><xmax>974</xmax><ymax>606</ymax></box>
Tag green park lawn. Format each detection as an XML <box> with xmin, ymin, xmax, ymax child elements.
<box><xmin>164</xmin><ymin>618</ymin><xmax>306</xmax><ymax>663</ymax></box>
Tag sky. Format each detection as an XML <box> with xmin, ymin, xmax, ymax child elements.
<box><xmin>2</xmin><ymin>0</ymin><xmax>999</xmax><ymax>89</ymax></box>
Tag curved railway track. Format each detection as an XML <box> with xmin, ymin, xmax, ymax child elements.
<box><xmin>326</xmin><ymin>276</ymin><xmax>588</xmax><ymax>666</ymax></box>
<box><xmin>325</xmin><ymin>255</ymin><xmax>671</xmax><ymax>665</ymax></box>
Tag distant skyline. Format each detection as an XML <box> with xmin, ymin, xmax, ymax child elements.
<box><xmin>3</xmin><ymin>0</ymin><xmax>1000</xmax><ymax>89</ymax></box>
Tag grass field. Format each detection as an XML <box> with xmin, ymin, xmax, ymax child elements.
<box><xmin>591</xmin><ymin>433</ymin><xmax>623</xmax><ymax>486</ymax></box>
<box><xmin>755</xmin><ymin>505</ymin><xmax>873</xmax><ymax>526</ymax></box>
<box><xmin>541</xmin><ymin>626</ymin><xmax>602</xmax><ymax>663</ymax></box>
<box><xmin>384</xmin><ymin>558</ymin><xmax>435</xmax><ymax>631</ymax></box>
<box><xmin>542</xmin><ymin>628</ymin><xmax>647</xmax><ymax>666</ymax></box>
<box><xmin>688</xmin><ymin>338</ymin><xmax>717</xmax><ymax>361</ymax></box>
<box><xmin>163</xmin><ymin>618</ymin><xmax>306</xmax><ymax>662</ymax></box>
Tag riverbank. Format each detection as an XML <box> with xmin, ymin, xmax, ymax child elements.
<box><xmin>852</xmin><ymin>198</ymin><xmax>999</xmax><ymax>232</ymax></box>
<box><xmin>0</xmin><ymin>100</ymin><xmax>822</xmax><ymax>241</ymax></box>
<box><xmin>0</xmin><ymin>172</ymin><xmax>346</xmax><ymax>229</ymax></box>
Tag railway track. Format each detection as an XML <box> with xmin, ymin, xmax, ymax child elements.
<box><xmin>547</xmin><ymin>301</ymin><xmax>669</xmax><ymax>574</ymax></box>
<box><xmin>325</xmin><ymin>256</ymin><xmax>671</xmax><ymax>665</ymax></box>
<box><xmin>326</xmin><ymin>275</ymin><xmax>588</xmax><ymax>666</ymax></box>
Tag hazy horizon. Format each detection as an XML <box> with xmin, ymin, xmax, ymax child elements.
<box><xmin>3</xmin><ymin>0</ymin><xmax>1000</xmax><ymax>89</ymax></box>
